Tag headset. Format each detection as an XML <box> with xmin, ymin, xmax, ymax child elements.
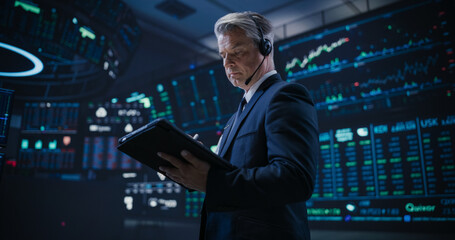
<box><xmin>248</xmin><ymin>15</ymin><xmax>272</xmax><ymax>56</ymax></box>
<box><xmin>244</xmin><ymin>14</ymin><xmax>272</xmax><ymax>85</ymax></box>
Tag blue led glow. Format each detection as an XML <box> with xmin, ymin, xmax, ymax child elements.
<box><xmin>157</xmin><ymin>84</ymin><xmax>164</xmax><ymax>92</ymax></box>
<box><xmin>346</xmin><ymin>203</ymin><xmax>356</xmax><ymax>212</ymax></box>
<box><xmin>0</xmin><ymin>42</ymin><xmax>44</xmax><ymax>77</ymax></box>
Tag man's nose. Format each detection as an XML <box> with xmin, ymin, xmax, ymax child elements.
<box><xmin>224</xmin><ymin>54</ymin><xmax>234</xmax><ymax>67</ymax></box>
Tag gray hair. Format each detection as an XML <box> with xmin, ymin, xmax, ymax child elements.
<box><xmin>214</xmin><ymin>11</ymin><xmax>274</xmax><ymax>47</ymax></box>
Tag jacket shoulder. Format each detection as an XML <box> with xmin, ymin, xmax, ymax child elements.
<box><xmin>265</xmin><ymin>79</ymin><xmax>314</xmax><ymax>106</ymax></box>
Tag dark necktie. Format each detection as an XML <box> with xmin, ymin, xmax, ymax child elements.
<box><xmin>217</xmin><ymin>97</ymin><xmax>247</xmax><ymax>155</ymax></box>
<box><xmin>226</xmin><ymin>98</ymin><xmax>246</xmax><ymax>141</ymax></box>
<box><xmin>238</xmin><ymin>97</ymin><xmax>247</xmax><ymax>115</ymax></box>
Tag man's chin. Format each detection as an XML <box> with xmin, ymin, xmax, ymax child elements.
<box><xmin>230</xmin><ymin>78</ymin><xmax>243</xmax><ymax>86</ymax></box>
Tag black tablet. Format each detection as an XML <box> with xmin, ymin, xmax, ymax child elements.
<box><xmin>117</xmin><ymin>118</ymin><xmax>235</xmax><ymax>173</ymax></box>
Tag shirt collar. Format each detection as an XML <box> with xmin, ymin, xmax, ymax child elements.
<box><xmin>243</xmin><ymin>70</ymin><xmax>277</xmax><ymax>103</ymax></box>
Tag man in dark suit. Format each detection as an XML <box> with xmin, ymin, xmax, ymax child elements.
<box><xmin>158</xmin><ymin>11</ymin><xmax>319</xmax><ymax>240</ymax></box>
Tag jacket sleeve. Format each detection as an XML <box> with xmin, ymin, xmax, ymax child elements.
<box><xmin>204</xmin><ymin>83</ymin><xmax>319</xmax><ymax>211</ymax></box>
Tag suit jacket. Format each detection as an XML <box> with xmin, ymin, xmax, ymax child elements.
<box><xmin>200</xmin><ymin>73</ymin><xmax>319</xmax><ymax>240</ymax></box>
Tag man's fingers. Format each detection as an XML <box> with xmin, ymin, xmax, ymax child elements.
<box><xmin>157</xmin><ymin>152</ymin><xmax>184</xmax><ymax>169</ymax></box>
<box><xmin>181</xmin><ymin>150</ymin><xmax>209</xmax><ymax>170</ymax></box>
<box><xmin>180</xmin><ymin>150</ymin><xmax>199</xmax><ymax>166</ymax></box>
<box><xmin>159</xmin><ymin>166</ymin><xmax>182</xmax><ymax>182</ymax></box>
<box><xmin>157</xmin><ymin>150</ymin><xmax>209</xmax><ymax>192</ymax></box>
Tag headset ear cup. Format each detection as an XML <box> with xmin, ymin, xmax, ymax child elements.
<box><xmin>262</xmin><ymin>38</ymin><xmax>272</xmax><ymax>56</ymax></box>
<box><xmin>249</xmin><ymin>14</ymin><xmax>272</xmax><ymax>56</ymax></box>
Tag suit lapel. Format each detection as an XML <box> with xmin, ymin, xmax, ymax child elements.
<box><xmin>216</xmin><ymin>115</ymin><xmax>235</xmax><ymax>155</ymax></box>
<box><xmin>219</xmin><ymin>75</ymin><xmax>281</xmax><ymax>158</ymax></box>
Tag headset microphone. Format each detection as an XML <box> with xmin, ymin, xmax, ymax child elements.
<box><xmin>245</xmin><ymin>55</ymin><xmax>266</xmax><ymax>85</ymax></box>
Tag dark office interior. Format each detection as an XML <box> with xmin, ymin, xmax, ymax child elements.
<box><xmin>1</xmin><ymin>0</ymin><xmax>455</xmax><ymax>239</ymax></box>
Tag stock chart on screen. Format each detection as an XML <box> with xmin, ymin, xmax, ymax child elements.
<box><xmin>275</xmin><ymin>0</ymin><xmax>455</xmax><ymax>230</ymax></box>
<box><xmin>17</xmin><ymin>102</ymin><xmax>81</xmax><ymax>173</ymax></box>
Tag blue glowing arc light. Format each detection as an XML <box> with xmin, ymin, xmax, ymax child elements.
<box><xmin>0</xmin><ymin>42</ymin><xmax>44</xmax><ymax>77</ymax></box>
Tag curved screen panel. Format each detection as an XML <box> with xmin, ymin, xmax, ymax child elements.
<box><xmin>0</xmin><ymin>88</ymin><xmax>14</xmax><ymax>147</ymax></box>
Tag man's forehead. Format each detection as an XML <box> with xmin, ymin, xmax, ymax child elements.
<box><xmin>217</xmin><ymin>30</ymin><xmax>252</xmax><ymax>48</ymax></box>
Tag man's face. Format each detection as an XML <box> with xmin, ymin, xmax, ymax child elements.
<box><xmin>217</xmin><ymin>28</ymin><xmax>262</xmax><ymax>89</ymax></box>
